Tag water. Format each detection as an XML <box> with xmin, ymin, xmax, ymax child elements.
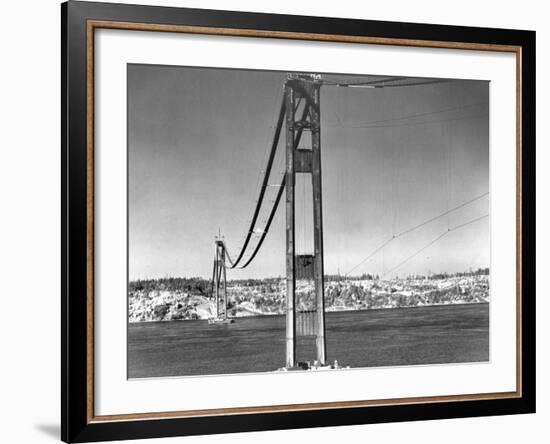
<box><xmin>128</xmin><ymin>303</ymin><xmax>489</xmax><ymax>378</ymax></box>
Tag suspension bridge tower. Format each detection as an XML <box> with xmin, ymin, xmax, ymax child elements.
<box><xmin>284</xmin><ymin>74</ymin><xmax>327</xmax><ymax>368</ymax></box>
<box><xmin>210</xmin><ymin>236</ymin><xmax>234</xmax><ymax>324</ymax></box>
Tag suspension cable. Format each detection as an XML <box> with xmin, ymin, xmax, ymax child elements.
<box><xmin>226</xmin><ymin>97</ymin><xmax>312</xmax><ymax>269</ymax></box>
<box><xmin>226</xmin><ymin>94</ymin><xmax>286</xmax><ymax>268</ymax></box>
<box><xmin>344</xmin><ymin>192</ymin><xmax>489</xmax><ymax>276</ymax></box>
<box><xmin>382</xmin><ymin>214</ymin><xmax>489</xmax><ymax>278</ymax></box>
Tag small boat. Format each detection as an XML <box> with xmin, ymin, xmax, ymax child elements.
<box><xmin>208</xmin><ymin>316</ymin><xmax>235</xmax><ymax>325</ymax></box>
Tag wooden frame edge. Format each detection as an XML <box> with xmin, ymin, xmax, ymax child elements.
<box><xmin>86</xmin><ymin>19</ymin><xmax>95</xmax><ymax>424</ymax></box>
<box><xmin>90</xmin><ymin>391</ymin><xmax>520</xmax><ymax>423</ymax></box>
<box><xmin>84</xmin><ymin>18</ymin><xmax>525</xmax><ymax>425</ymax></box>
<box><xmin>89</xmin><ymin>19</ymin><xmax>521</xmax><ymax>52</ymax></box>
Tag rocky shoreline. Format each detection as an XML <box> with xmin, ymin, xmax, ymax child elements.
<box><xmin>129</xmin><ymin>274</ymin><xmax>490</xmax><ymax>323</ymax></box>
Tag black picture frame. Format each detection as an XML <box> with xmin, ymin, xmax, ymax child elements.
<box><xmin>61</xmin><ymin>1</ymin><xmax>536</xmax><ymax>442</ymax></box>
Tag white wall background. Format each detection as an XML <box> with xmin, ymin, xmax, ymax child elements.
<box><xmin>0</xmin><ymin>1</ymin><xmax>546</xmax><ymax>443</ymax></box>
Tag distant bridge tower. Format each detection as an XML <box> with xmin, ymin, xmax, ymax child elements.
<box><xmin>284</xmin><ymin>74</ymin><xmax>327</xmax><ymax>368</ymax></box>
<box><xmin>211</xmin><ymin>237</ymin><xmax>228</xmax><ymax>322</ymax></box>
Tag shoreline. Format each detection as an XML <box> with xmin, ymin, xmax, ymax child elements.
<box><xmin>128</xmin><ymin>300</ymin><xmax>489</xmax><ymax>324</ymax></box>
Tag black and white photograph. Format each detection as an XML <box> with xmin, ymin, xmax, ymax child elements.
<box><xmin>0</xmin><ymin>0</ymin><xmax>543</xmax><ymax>442</ymax></box>
<box><xmin>127</xmin><ymin>65</ymin><xmax>490</xmax><ymax>379</ymax></box>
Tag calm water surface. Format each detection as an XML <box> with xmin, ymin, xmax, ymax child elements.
<box><xmin>128</xmin><ymin>303</ymin><xmax>489</xmax><ymax>378</ymax></box>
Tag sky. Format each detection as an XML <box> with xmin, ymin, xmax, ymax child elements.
<box><xmin>128</xmin><ymin>64</ymin><xmax>489</xmax><ymax>281</ymax></box>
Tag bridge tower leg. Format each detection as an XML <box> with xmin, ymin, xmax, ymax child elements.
<box><xmin>284</xmin><ymin>82</ymin><xmax>296</xmax><ymax>368</ymax></box>
<box><xmin>284</xmin><ymin>75</ymin><xmax>327</xmax><ymax>368</ymax></box>
<box><xmin>311</xmin><ymin>83</ymin><xmax>327</xmax><ymax>365</ymax></box>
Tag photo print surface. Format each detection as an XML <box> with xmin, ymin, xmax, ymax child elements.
<box><xmin>127</xmin><ymin>64</ymin><xmax>490</xmax><ymax>379</ymax></box>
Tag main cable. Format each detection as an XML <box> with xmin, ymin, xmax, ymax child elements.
<box><xmin>226</xmin><ymin>93</ymin><xmax>286</xmax><ymax>268</ymax></box>
<box><xmin>227</xmin><ymin>93</ymin><xmax>312</xmax><ymax>269</ymax></box>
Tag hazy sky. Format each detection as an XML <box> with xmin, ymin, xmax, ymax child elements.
<box><xmin>128</xmin><ymin>64</ymin><xmax>489</xmax><ymax>280</ymax></box>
